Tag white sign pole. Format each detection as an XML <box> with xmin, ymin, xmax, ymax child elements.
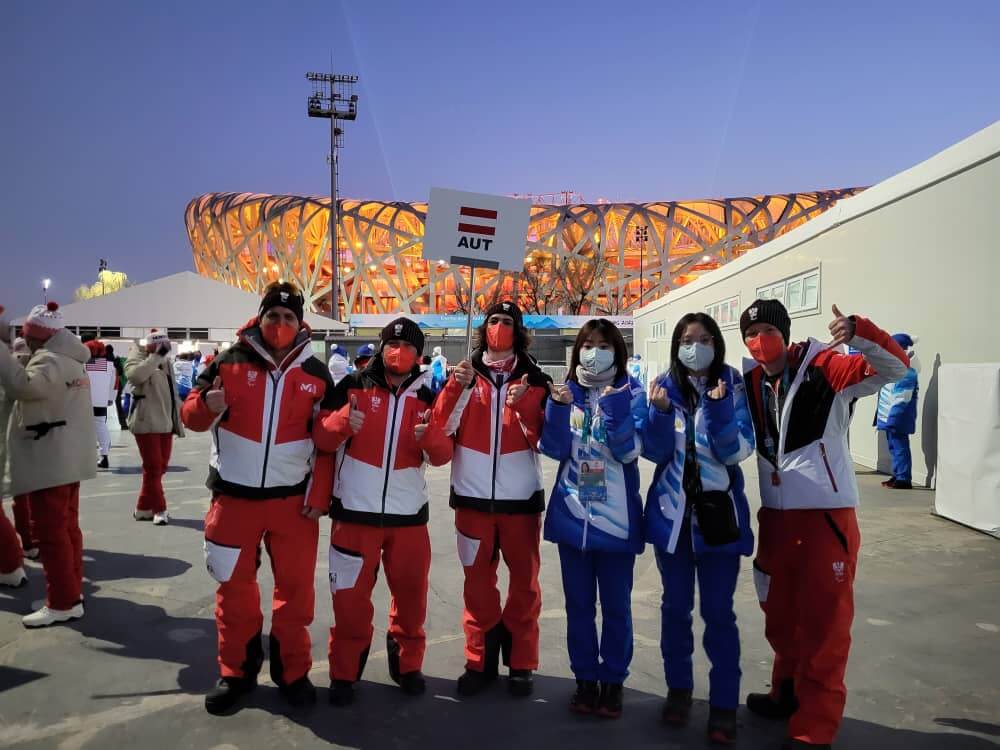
<box><xmin>464</xmin><ymin>264</ymin><xmax>477</xmax><ymax>358</ymax></box>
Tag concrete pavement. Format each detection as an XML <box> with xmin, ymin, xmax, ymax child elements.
<box><xmin>1</xmin><ymin>429</ymin><xmax>998</xmax><ymax>749</ymax></box>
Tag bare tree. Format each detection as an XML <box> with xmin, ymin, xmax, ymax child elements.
<box><xmin>553</xmin><ymin>252</ymin><xmax>610</xmax><ymax>315</ymax></box>
<box><xmin>519</xmin><ymin>252</ymin><xmax>561</xmax><ymax>314</ymax></box>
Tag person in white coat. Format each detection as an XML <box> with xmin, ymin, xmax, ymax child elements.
<box><xmin>84</xmin><ymin>340</ymin><xmax>116</xmax><ymax>469</ymax></box>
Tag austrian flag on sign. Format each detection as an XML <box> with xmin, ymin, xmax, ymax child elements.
<box><xmin>458</xmin><ymin>206</ymin><xmax>498</xmax><ymax>237</ymax></box>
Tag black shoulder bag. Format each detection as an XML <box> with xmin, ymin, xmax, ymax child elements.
<box><xmin>684</xmin><ymin>411</ymin><xmax>740</xmax><ymax>546</ymax></box>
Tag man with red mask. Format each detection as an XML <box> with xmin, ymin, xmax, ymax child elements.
<box><xmin>181</xmin><ymin>282</ymin><xmax>336</xmax><ymax>715</ymax></box>
<box><xmin>431</xmin><ymin>301</ymin><xmax>551</xmax><ymax>698</ymax></box>
<box><xmin>739</xmin><ymin>299</ymin><xmax>908</xmax><ymax>750</ymax></box>
<box><xmin>314</xmin><ymin>316</ymin><xmax>453</xmax><ymax>707</ymax></box>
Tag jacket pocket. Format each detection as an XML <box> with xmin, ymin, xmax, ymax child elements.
<box><xmin>329</xmin><ymin>545</ymin><xmax>364</xmax><ymax>592</ymax></box>
<box><xmin>819</xmin><ymin>442</ymin><xmax>839</xmax><ymax>493</ymax></box>
<box><xmin>456</xmin><ymin>530</ymin><xmax>481</xmax><ymax>567</ymax></box>
<box><xmin>752</xmin><ymin>560</ymin><xmax>771</xmax><ymax>603</ymax></box>
<box><xmin>824</xmin><ymin>512</ymin><xmax>850</xmax><ymax>555</ymax></box>
<box><xmin>204</xmin><ymin>539</ymin><xmax>241</xmax><ymax>583</ymax></box>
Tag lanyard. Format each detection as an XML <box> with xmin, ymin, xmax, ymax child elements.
<box><xmin>760</xmin><ymin>368</ymin><xmax>791</xmax><ymax>463</ymax></box>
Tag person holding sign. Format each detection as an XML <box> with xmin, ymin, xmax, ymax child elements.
<box><xmin>740</xmin><ymin>299</ymin><xmax>908</xmax><ymax>749</ymax></box>
<box><xmin>539</xmin><ymin>318</ymin><xmax>646</xmax><ymax>719</ymax></box>
<box><xmin>431</xmin><ymin>301</ymin><xmax>551</xmax><ymax>698</ymax></box>
<box><xmin>314</xmin><ymin>317</ymin><xmax>453</xmax><ymax>707</ymax></box>
<box><xmin>641</xmin><ymin>312</ymin><xmax>755</xmax><ymax>745</ymax></box>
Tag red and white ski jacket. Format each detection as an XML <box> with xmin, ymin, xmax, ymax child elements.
<box><xmin>181</xmin><ymin>320</ymin><xmax>335</xmax><ymax>512</ymax></box>
<box><xmin>313</xmin><ymin>355</ymin><xmax>453</xmax><ymax>527</ymax></box>
<box><xmin>744</xmin><ymin>316</ymin><xmax>909</xmax><ymax>511</ymax></box>
<box><xmin>431</xmin><ymin>350</ymin><xmax>551</xmax><ymax>514</ymax></box>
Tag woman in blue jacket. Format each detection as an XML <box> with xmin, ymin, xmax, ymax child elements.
<box><xmin>540</xmin><ymin>318</ymin><xmax>646</xmax><ymax>719</ymax></box>
<box><xmin>642</xmin><ymin>312</ymin><xmax>755</xmax><ymax>745</ymax></box>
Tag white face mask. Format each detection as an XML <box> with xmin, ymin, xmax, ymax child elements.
<box><xmin>580</xmin><ymin>347</ymin><xmax>615</xmax><ymax>374</ymax></box>
<box><xmin>677</xmin><ymin>342</ymin><xmax>714</xmax><ymax>372</ymax></box>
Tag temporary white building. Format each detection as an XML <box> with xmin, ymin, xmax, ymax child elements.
<box><xmin>634</xmin><ymin>120</ymin><xmax>1000</xmax><ymax>496</ymax></box>
<box><xmin>11</xmin><ymin>271</ymin><xmax>347</xmax><ymax>352</ymax></box>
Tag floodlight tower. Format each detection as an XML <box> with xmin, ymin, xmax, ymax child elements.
<box><xmin>306</xmin><ymin>71</ymin><xmax>359</xmax><ymax>320</ymax></box>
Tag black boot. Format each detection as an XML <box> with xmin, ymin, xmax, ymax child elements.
<box><xmin>707</xmin><ymin>707</ymin><xmax>738</xmax><ymax>745</ymax></box>
<box><xmin>97</xmin><ymin>456</ymin><xmax>109</xmax><ymax>469</ymax></box>
<box><xmin>387</xmin><ymin>633</ymin><xmax>403</xmax><ymax>684</ymax></box>
<box><xmin>569</xmin><ymin>679</ymin><xmax>600</xmax><ymax>714</ymax></box>
<box><xmin>329</xmin><ymin>680</ymin><xmax>355</xmax><ymax>706</ymax></box>
<box><xmin>508</xmin><ymin>669</ymin><xmax>533</xmax><ymax>697</ymax></box>
<box><xmin>204</xmin><ymin>676</ymin><xmax>256</xmax><ymax>715</ymax></box>
<box><xmin>747</xmin><ymin>679</ymin><xmax>798</xmax><ymax>720</ymax></box>
<box><xmin>457</xmin><ymin>668</ymin><xmax>496</xmax><ymax>696</ymax></box>
<box><xmin>596</xmin><ymin>682</ymin><xmax>623</xmax><ymax>719</ymax></box>
<box><xmin>661</xmin><ymin>688</ymin><xmax>693</xmax><ymax>727</ymax></box>
<box><xmin>399</xmin><ymin>671</ymin><xmax>427</xmax><ymax>696</ymax></box>
<box><xmin>782</xmin><ymin>740</ymin><xmax>831</xmax><ymax>749</ymax></box>
<box><xmin>279</xmin><ymin>675</ymin><xmax>316</xmax><ymax>707</ymax></box>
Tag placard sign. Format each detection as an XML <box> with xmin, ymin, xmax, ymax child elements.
<box><xmin>422</xmin><ymin>187</ymin><xmax>532</xmax><ymax>271</ymax></box>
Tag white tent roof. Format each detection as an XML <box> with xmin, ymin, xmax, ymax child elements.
<box><xmin>12</xmin><ymin>272</ymin><xmax>347</xmax><ymax>334</ymax></box>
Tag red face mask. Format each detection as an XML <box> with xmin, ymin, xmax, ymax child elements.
<box><xmin>261</xmin><ymin>322</ymin><xmax>298</xmax><ymax>351</ymax></box>
<box><xmin>383</xmin><ymin>345</ymin><xmax>417</xmax><ymax>375</ymax></box>
<box><xmin>486</xmin><ymin>323</ymin><xmax>514</xmax><ymax>352</ymax></box>
<box><xmin>747</xmin><ymin>331</ymin><xmax>786</xmax><ymax>365</ymax></box>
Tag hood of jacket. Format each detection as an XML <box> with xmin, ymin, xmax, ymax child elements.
<box><xmin>42</xmin><ymin>328</ymin><xmax>90</xmax><ymax>364</ymax></box>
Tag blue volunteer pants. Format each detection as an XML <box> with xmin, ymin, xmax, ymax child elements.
<box><xmin>886</xmin><ymin>430</ymin><xmax>912</xmax><ymax>483</ymax></box>
<box><xmin>558</xmin><ymin>544</ymin><xmax>635</xmax><ymax>684</ymax></box>
<box><xmin>655</xmin><ymin>518</ymin><xmax>742</xmax><ymax>709</ymax></box>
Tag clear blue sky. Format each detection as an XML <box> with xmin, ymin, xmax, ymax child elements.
<box><xmin>2</xmin><ymin>0</ymin><xmax>998</xmax><ymax>317</ymax></box>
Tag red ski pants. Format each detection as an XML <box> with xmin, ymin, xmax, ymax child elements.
<box><xmin>0</xmin><ymin>499</ymin><xmax>23</xmax><ymax>574</ymax></box>
<box><xmin>455</xmin><ymin>508</ymin><xmax>542</xmax><ymax>672</ymax></box>
<box><xmin>204</xmin><ymin>494</ymin><xmax>319</xmax><ymax>685</ymax></box>
<box><xmin>328</xmin><ymin>521</ymin><xmax>431</xmax><ymax>682</ymax></box>
<box><xmin>135</xmin><ymin>433</ymin><xmax>173</xmax><ymax>513</ymax></box>
<box><xmin>30</xmin><ymin>484</ymin><xmax>84</xmax><ymax>610</ymax></box>
<box><xmin>755</xmin><ymin>507</ymin><xmax>861</xmax><ymax>746</ymax></box>
<box><xmin>12</xmin><ymin>495</ymin><xmax>34</xmax><ymax>551</ymax></box>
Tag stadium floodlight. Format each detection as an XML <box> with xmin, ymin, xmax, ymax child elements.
<box><xmin>42</xmin><ymin>278</ymin><xmax>51</xmax><ymax>302</ymax></box>
<box><xmin>306</xmin><ymin>71</ymin><xmax>359</xmax><ymax>321</ymax></box>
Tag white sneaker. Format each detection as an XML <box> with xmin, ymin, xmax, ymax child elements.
<box><xmin>134</xmin><ymin>510</ymin><xmax>154</xmax><ymax>521</ymax></box>
<box><xmin>153</xmin><ymin>511</ymin><xmax>170</xmax><ymax>526</ymax></box>
<box><xmin>22</xmin><ymin>603</ymin><xmax>84</xmax><ymax>628</ymax></box>
<box><xmin>0</xmin><ymin>568</ymin><xmax>27</xmax><ymax>588</ymax></box>
<box><xmin>23</xmin><ymin>548</ymin><xmax>40</xmax><ymax>560</ymax></box>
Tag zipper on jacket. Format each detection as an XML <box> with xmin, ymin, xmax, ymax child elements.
<box><xmin>260</xmin><ymin>371</ymin><xmax>283</xmax><ymax>487</ymax></box>
<box><xmin>379</xmin><ymin>391</ymin><xmax>403</xmax><ymax>525</ymax></box>
<box><xmin>489</xmin><ymin>373</ymin><xmax>504</xmax><ymax>511</ymax></box>
<box><xmin>820</xmin><ymin>442</ymin><xmax>839</xmax><ymax>493</ymax></box>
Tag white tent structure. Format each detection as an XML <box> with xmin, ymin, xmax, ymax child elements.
<box><xmin>12</xmin><ymin>271</ymin><xmax>347</xmax><ymax>351</ymax></box>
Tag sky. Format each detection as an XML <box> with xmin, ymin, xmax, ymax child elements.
<box><xmin>1</xmin><ymin>0</ymin><xmax>998</xmax><ymax>317</ymax></box>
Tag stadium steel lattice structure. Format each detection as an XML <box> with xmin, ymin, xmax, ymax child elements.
<box><xmin>185</xmin><ymin>189</ymin><xmax>862</xmax><ymax>318</ymax></box>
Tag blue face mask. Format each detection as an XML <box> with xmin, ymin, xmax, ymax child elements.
<box><xmin>677</xmin><ymin>342</ymin><xmax>714</xmax><ymax>372</ymax></box>
<box><xmin>580</xmin><ymin>347</ymin><xmax>616</xmax><ymax>375</ymax></box>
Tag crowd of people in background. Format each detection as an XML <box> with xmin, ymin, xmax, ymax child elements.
<box><xmin>0</xmin><ymin>285</ymin><xmax>917</xmax><ymax>749</ymax></box>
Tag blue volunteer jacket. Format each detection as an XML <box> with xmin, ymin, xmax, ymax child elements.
<box><xmin>875</xmin><ymin>367</ymin><xmax>919</xmax><ymax>434</ymax></box>
<box><xmin>641</xmin><ymin>365</ymin><xmax>755</xmax><ymax>557</ymax></box>
<box><xmin>540</xmin><ymin>374</ymin><xmax>646</xmax><ymax>554</ymax></box>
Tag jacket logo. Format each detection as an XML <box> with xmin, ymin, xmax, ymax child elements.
<box><xmin>247</xmin><ymin>370</ymin><xmax>258</xmax><ymax>385</ymax></box>
<box><xmin>832</xmin><ymin>561</ymin><xmax>846</xmax><ymax>583</ymax></box>
<box><xmin>371</xmin><ymin>395</ymin><xmax>382</xmax><ymax>410</ymax></box>
<box><xmin>299</xmin><ymin>382</ymin><xmax>317</xmax><ymax>394</ymax></box>
<box><xmin>749</xmin><ymin>308</ymin><xmax>759</xmax><ymax>321</ymax></box>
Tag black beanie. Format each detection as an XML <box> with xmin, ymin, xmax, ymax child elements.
<box><xmin>483</xmin><ymin>300</ymin><xmax>524</xmax><ymax>329</ymax></box>
<box><xmin>740</xmin><ymin>299</ymin><xmax>791</xmax><ymax>343</ymax></box>
<box><xmin>259</xmin><ymin>282</ymin><xmax>305</xmax><ymax>323</ymax></box>
<box><xmin>380</xmin><ymin>317</ymin><xmax>424</xmax><ymax>355</ymax></box>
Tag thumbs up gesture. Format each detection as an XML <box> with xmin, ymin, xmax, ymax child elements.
<box><xmin>548</xmin><ymin>382</ymin><xmax>573</xmax><ymax>405</ymax></box>
<box><xmin>707</xmin><ymin>378</ymin><xmax>727</xmax><ymax>400</ymax></box>
<box><xmin>348</xmin><ymin>394</ymin><xmax>366</xmax><ymax>434</ymax></box>
<box><xmin>828</xmin><ymin>304</ymin><xmax>857</xmax><ymax>348</ymax></box>
<box><xmin>205</xmin><ymin>376</ymin><xmax>227</xmax><ymax>415</ymax></box>
<box><xmin>414</xmin><ymin>409</ymin><xmax>431</xmax><ymax>441</ymax></box>
<box><xmin>506</xmin><ymin>374</ymin><xmax>530</xmax><ymax>407</ymax></box>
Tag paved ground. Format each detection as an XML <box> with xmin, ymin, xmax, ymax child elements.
<box><xmin>0</xmin><ymin>428</ymin><xmax>998</xmax><ymax>749</ymax></box>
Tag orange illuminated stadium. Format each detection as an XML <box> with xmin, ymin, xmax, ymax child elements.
<box><xmin>186</xmin><ymin>189</ymin><xmax>862</xmax><ymax>318</ymax></box>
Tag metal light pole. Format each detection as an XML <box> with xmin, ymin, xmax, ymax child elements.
<box><xmin>42</xmin><ymin>278</ymin><xmax>51</xmax><ymax>302</ymax></box>
<box><xmin>307</xmin><ymin>72</ymin><xmax>359</xmax><ymax>321</ymax></box>
<box><xmin>633</xmin><ymin>224</ymin><xmax>648</xmax><ymax>308</ymax></box>
<box><xmin>98</xmin><ymin>258</ymin><xmax>108</xmax><ymax>296</ymax></box>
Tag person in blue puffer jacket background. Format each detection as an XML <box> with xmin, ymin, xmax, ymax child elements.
<box><xmin>641</xmin><ymin>312</ymin><xmax>755</xmax><ymax>745</ymax></box>
<box><xmin>875</xmin><ymin>333</ymin><xmax>919</xmax><ymax>490</ymax></box>
<box><xmin>540</xmin><ymin>318</ymin><xmax>646</xmax><ymax>720</ymax></box>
